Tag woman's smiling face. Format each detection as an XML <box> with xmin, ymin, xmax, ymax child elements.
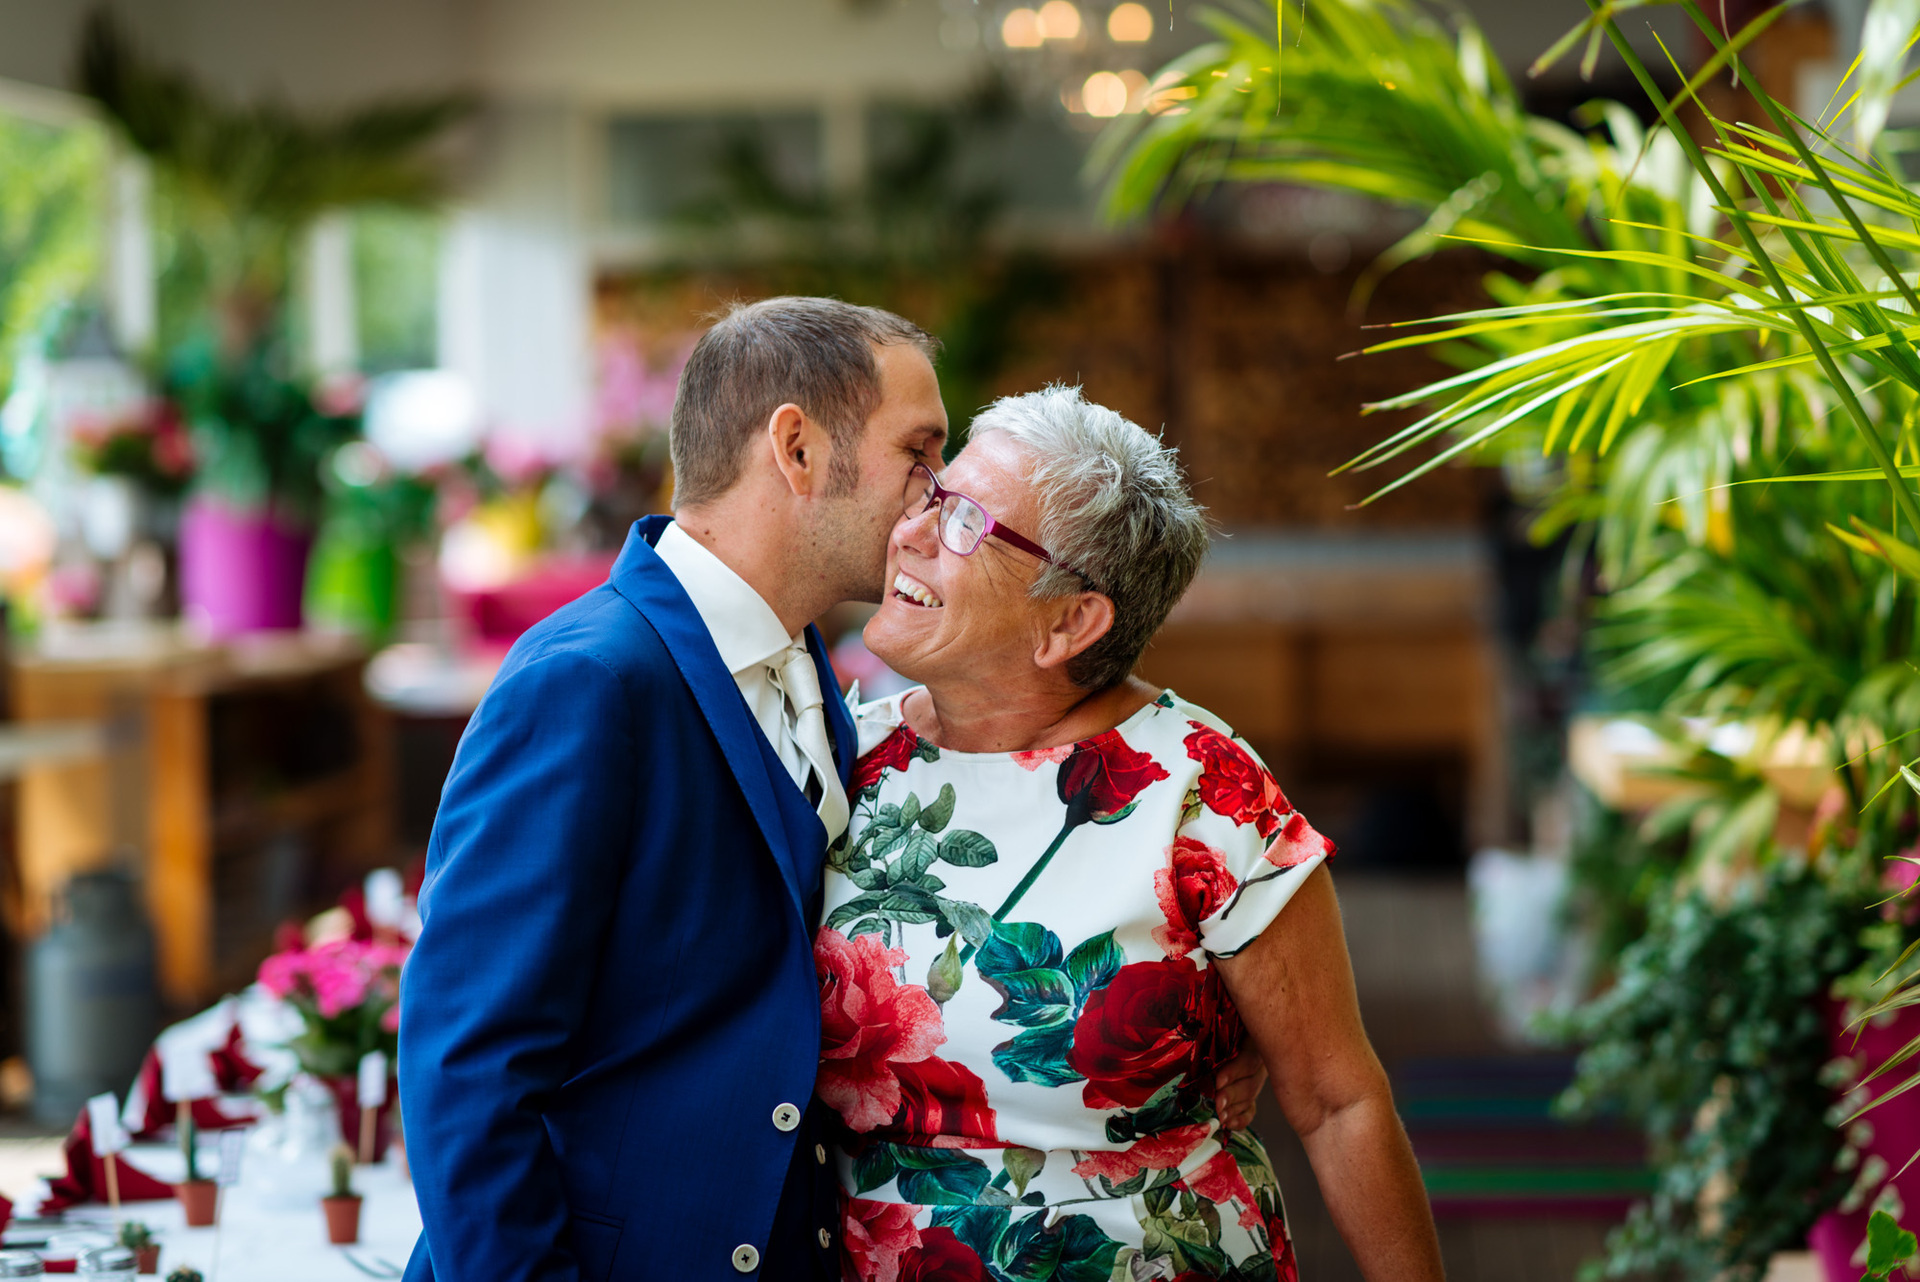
<box><xmin>863</xmin><ymin>431</ymin><xmax>1057</xmax><ymax>687</ymax></box>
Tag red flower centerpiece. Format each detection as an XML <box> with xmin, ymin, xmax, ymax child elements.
<box><xmin>1183</xmin><ymin>722</ymin><xmax>1288</xmax><ymax>838</ymax></box>
<box><xmin>1068</xmin><ymin>958</ymin><xmax>1243</xmax><ymax>1110</ymax></box>
<box><xmin>1152</xmin><ymin>837</ymin><xmax>1239</xmax><ymax>959</ymax></box>
<box><xmin>255</xmin><ymin>937</ymin><xmax>408</xmax><ymax>1157</ymax></box>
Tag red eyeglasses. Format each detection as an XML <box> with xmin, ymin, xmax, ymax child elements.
<box><xmin>901</xmin><ymin>464</ymin><xmax>1097</xmax><ymax>590</ymax></box>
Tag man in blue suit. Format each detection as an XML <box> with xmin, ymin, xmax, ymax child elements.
<box><xmin>399</xmin><ymin>298</ymin><xmax>951</xmax><ymax>1282</ymax></box>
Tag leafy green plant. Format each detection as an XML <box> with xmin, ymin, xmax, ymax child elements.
<box><xmin>1864</xmin><ymin>1208</ymin><xmax>1919</xmax><ymax>1281</ymax></box>
<box><xmin>1556</xmin><ymin>854</ymin><xmax>1872</xmax><ymax>1279</ymax></box>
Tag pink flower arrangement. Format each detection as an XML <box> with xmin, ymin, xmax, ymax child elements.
<box><xmin>256</xmin><ymin>937</ymin><xmax>409</xmax><ymax>1077</ymax></box>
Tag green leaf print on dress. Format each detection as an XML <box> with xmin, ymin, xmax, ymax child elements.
<box><xmin>827</xmin><ymin>784</ymin><xmax>998</xmax><ymax>951</ymax></box>
<box><xmin>929</xmin><ymin>1205</ymin><xmax>1124</xmax><ymax>1282</ymax></box>
<box><xmin>977</xmin><ymin>924</ymin><xmax>1123</xmax><ymax>1088</ymax></box>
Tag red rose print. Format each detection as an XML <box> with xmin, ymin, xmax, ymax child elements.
<box><xmin>1184</xmin><ymin>1149</ymin><xmax>1264</xmax><ymax>1229</ymax></box>
<box><xmin>1058</xmin><ymin>733</ymin><xmax>1169</xmax><ymax>827</ymax></box>
<box><xmin>1271</xmin><ymin>1202</ymin><xmax>1301</xmax><ymax>1282</ymax></box>
<box><xmin>1069</xmin><ymin>1122</ymin><xmax>1212</xmax><ymax>1182</ymax></box>
<box><xmin>843</xmin><ymin>1198</ymin><xmax>924</xmax><ymax>1282</ymax></box>
<box><xmin>1152</xmin><ymin>837</ymin><xmax>1240</xmax><ymax>959</ymax></box>
<box><xmin>852</xmin><ymin>726</ymin><xmax>921</xmax><ymax>795</ymax></box>
<box><xmin>1266</xmin><ymin>811</ymin><xmax>1335</xmax><ymax>869</ymax></box>
<box><xmin>1184</xmin><ymin>722</ymin><xmax>1289</xmax><ymax>838</ymax></box>
<box><xmin>816</xmin><ymin>929</ymin><xmax>948</xmax><ymax>1132</ymax></box>
<box><xmin>892</xmin><ymin>1055</ymin><xmax>998</xmax><ymax>1145</ymax></box>
<box><xmin>1068</xmin><ymin>958</ymin><xmax>1243</xmax><ymax>1110</ymax></box>
<box><xmin>897</xmin><ymin>1226</ymin><xmax>991</xmax><ymax>1282</ymax></box>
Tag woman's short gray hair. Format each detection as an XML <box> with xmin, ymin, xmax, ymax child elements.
<box><xmin>972</xmin><ymin>385</ymin><xmax>1210</xmax><ymax>690</ymax></box>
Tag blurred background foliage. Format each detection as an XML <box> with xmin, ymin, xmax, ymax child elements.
<box><xmin>0</xmin><ymin>111</ymin><xmax>104</xmax><ymax>408</ymax></box>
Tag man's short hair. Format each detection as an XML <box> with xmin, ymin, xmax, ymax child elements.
<box><xmin>669</xmin><ymin>297</ymin><xmax>940</xmax><ymax>508</ymax></box>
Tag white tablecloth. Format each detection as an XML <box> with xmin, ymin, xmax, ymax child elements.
<box><xmin>49</xmin><ymin>1143</ymin><xmax>420</xmax><ymax>1281</ymax></box>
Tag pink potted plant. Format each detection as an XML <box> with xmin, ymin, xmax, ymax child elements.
<box><xmin>255</xmin><ymin>936</ymin><xmax>408</xmax><ymax>1158</ymax></box>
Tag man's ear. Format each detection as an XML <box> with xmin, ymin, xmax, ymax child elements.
<box><xmin>1033</xmin><ymin>591</ymin><xmax>1115</xmax><ymax>673</ymax></box>
<box><xmin>768</xmin><ymin>402</ymin><xmax>833</xmax><ymax>497</ymax></box>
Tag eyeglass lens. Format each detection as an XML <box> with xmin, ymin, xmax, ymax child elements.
<box><xmin>902</xmin><ymin>467</ymin><xmax>989</xmax><ymax>557</ymax></box>
<box><xmin>940</xmin><ymin>497</ymin><xmax>987</xmax><ymax>554</ymax></box>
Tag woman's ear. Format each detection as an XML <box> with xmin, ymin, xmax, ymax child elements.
<box><xmin>767</xmin><ymin>402</ymin><xmax>833</xmax><ymax>496</ymax></box>
<box><xmin>1033</xmin><ymin>591</ymin><xmax>1115</xmax><ymax>674</ymax></box>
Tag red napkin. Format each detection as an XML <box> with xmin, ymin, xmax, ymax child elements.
<box><xmin>122</xmin><ymin>1023</ymin><xmax>262</xmax><ymax>1140</ymax></box>
<box><xmin>39</xmin><ymin>1109</ymin><xmax>177</xmax><ymax>1212</ymax></box>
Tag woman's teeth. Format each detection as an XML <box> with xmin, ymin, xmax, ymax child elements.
<box><xmin>893</xmin><ymin>572</ymin><xmax>944</xmax><ymax>608</ymax></box>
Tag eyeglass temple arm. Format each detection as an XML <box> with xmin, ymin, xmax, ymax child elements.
<box><xmin>984</xmin><ymin>519</ymin><xmax>1097</xmax><ymax>590</ymax></box>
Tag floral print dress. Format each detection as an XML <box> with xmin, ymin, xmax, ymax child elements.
<box><xmin>815</xmin><ymin>689</ymin><xmax>1336</xmax><ymax>1282</ymax></box>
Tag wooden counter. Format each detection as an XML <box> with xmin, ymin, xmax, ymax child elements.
<box><xmin>9</xmin><ymin>625</ymin><xmax>394</xmax><ymax>1008</ymax></box>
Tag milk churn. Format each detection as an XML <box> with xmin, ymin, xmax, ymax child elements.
<box><xmin>27</xmin><ymin>869</ymin><xmax>159</xmax><ymax>1124</ymax></box>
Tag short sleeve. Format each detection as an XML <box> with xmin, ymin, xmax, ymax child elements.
<box><xmin>1161</xmin><ymin>713</ymin><xmax>1335</xmax><ymax>961</ymax></box>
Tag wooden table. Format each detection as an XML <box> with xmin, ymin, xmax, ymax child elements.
<box><xmin>8</xmin><ymin>625</ymin><xmax>395</xmax><ymax>1008</ymax></box>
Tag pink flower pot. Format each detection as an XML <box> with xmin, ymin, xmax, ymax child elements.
<box><xmin>178</xmin><ymin>497</ymin><xmax>312</xmax><ymax>637</ymax></box>
<box><xmin>1811</xmin><ymin>1002</ymin><xmax>1920</xmax><ymax>1280</ymax></box>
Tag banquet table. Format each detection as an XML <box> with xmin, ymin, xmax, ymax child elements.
<box><xmin>32</xmin><ymin>1142</ymin><xmax>420</xmax><ymax>1280</ymax></box>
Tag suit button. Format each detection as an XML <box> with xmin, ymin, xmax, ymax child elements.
<box><xmin>772</xmin><ymin>1102</ymin><xmax>802</xmax><ymax>1131</ymax></box>
<box><xmin>732</xmin><ymin>1244</ymin><xmax>760</xmax><ymax>1272</ymax></box>
<box><xmin>818</xmin><ymin>1228</ymin><xmax>832</xmax><ymax>1249</ymax></box>
<box><xmin>815</xmin><ymin>1143</ymin><xmax>827</xmax><ymax>1165</ymax></box>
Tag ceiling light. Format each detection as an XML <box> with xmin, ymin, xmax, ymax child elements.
<box><xmin>1083</xmin><ymin>71</ymin><xmax>1128</xmax><ymax>117</ymax></box>
<box><xmin>1001</xmin><ymin>8</ymin><xmax>1044</xmax><ymax>48</ymax></box>
<box><xmin>1038</xmin><ymin>1</ymin><xmax>1082</xmax><ymax>40</ymax></box>
<box><xmin>1108</xmin><ymin>3</ymin><xmax>1154</xmax><ymax>42</ymax></box>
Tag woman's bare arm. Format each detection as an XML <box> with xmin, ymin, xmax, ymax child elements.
<box><xmin>1214</xmin><ymin>865</ymin><xmax>1445</xmax><ymax>1281</ymax></box>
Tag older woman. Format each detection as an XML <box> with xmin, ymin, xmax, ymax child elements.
<box><xmin>814</xmin><ymin>386</ymin><xmax>1444</xmax><ymax>1282</ymax></box>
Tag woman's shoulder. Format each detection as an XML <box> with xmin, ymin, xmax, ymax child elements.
<box><xmin>1132</xmin><ymin>690</ymin><xmax>1263</xmax><ymax>762</ymax></box>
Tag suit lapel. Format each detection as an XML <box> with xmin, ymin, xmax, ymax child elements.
<box><xmin>609</xmin><ymin>517</ymin><xmax>809</xmax><ymax>920</ymax></box>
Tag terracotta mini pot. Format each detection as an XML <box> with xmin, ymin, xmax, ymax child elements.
<box><xmin>177</xmin><ymin>1177</ymin><xmax>218</xmax><ymax>1227</ymax></box>
<box><xmin>134</xmin><ymin>1244</ymin><xmax>160</xmax><ymax>1273</ymax></box>
<box><xmin>323</xmin><ymin>1194</ymin><xmax>363</xmax><ymax>1245</ymax></box>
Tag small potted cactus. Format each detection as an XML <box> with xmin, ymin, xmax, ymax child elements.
<box><xmin>321</xmin><ymin>1144</ymin><xmax>361</xmax><ymax>1245</ymax></box>
<box><xmin>166</xmin><ymin>1268</ymin><xmax>203</xmax><ymax>1282</ymax></box>
<box><xmin>174</xmin><ymin>1114</ymin><xmax>217</xmax><ymax>1228</ymax></box>
<box><xmin>118</xmin><ymin>1220</ymin><xmax>160</xmax><ymax>1273</ymax></box>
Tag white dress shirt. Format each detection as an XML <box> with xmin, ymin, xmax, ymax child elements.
<box><xmin>653</xmin><ymin>520</ymin><xmax>812</xmax><ymax>790</ymax></box>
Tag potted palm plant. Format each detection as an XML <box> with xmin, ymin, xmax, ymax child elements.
<box><xmin>1102</xmin><ymin>0</ymin><xmax>1920</xmax><ymax>1276</ymax></box>
<box><xmin>72</xmin><ymin>11</ymin><xmax>471</xmax><ymax>636</ymax></box>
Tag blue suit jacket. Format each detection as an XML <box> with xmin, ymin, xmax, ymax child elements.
<box><xmin>400</xmin><ymin>517</ymin><xmax>856</xmax><ymax>1282</ymax></box>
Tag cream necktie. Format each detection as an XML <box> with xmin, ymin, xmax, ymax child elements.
<box><xmin>775</xmin><ymin>643</ymin><xmax>850</xmax><ymax>843</ymax></box>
